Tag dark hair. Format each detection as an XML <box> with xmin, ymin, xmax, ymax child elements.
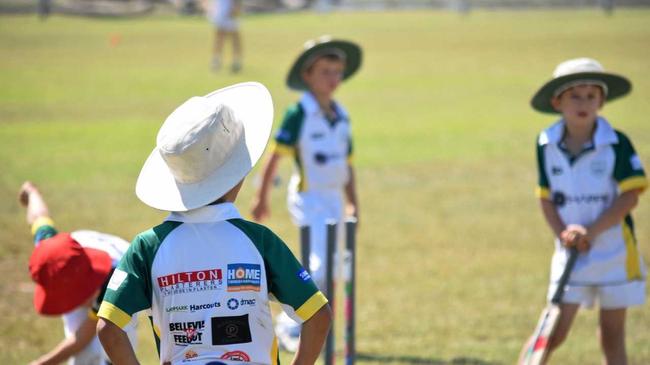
<box><xmin>304</xmin><ymin>53</ymin><xmax>345</xmax><ymax>73</ymax></box>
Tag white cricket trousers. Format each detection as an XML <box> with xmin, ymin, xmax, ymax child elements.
<box><xmin>287</xmin><ymin>189</ymin><xmax>344</xmax><ymax>291</ymax></box>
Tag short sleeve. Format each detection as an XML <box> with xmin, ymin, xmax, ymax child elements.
<box><xmin>228</xmin><ymin>220</ymin><xmax>327</xmax><ymax>323</ymax></box>
<box><xmin>98</xmin><ymin>236</ymin><xmax>154</xmax><ymax>328</ymax></box>
<box><xmin>273</xmin><ymin>103</ymin><xmax>305</xmax><ymax>156</ymax></box>
<box><xmin>613</xmin><ymin>131</ymin><xmax>647</xmax><ymax>193</ymax></box>
<box><xmin>535</xmin><ymin>136</ymin><xmax>551</xmax><ymax>200</ymax></box>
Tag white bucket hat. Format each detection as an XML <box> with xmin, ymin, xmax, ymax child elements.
<box><xmin>531</xmin><ymin>57</ymin><xmax>631</xmax><ymax>113</ymax></box>
<box><xmin>136</xmin><ymin>82</ymin><xmax>274</xmax><ymax>211</ymax></box>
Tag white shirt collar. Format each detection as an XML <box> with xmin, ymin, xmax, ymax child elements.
<box><xmin>300</xmin><ymin>91</ymin><xmax>321</xmax><ymax>115</ymax></box>
<box><xmin>538</xmin><ymin>116</ymin><xmax>618</xmax><ymax>147</ymax></box>
<box><xmin>300</xmin><ymin>91</ymin><xmax>347</xmax><ymax>118</ymax></box>
<box><xmin>165</xmin><ymin>202</ymin><xmax>242</xmax><ymax>223</ymax></box>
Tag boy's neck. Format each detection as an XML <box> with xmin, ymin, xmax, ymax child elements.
<box><xmin>309</xmin><ymin>91</ymin><xmax>334</xmax><ymax>113</ymax></box>
<box><xmin>562</xmin><ymin>119</ymin><xmax>597</xmax><ymax>154</ymax></box>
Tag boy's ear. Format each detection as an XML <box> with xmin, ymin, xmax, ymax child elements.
<box><xmin>550</xmin><ymin>96</ymin><xmax>562</xmax><ymax>112</ymax></box>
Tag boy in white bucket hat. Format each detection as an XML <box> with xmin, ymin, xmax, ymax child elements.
<box><xmin>96</xmin><ymin>82</ymin><xmax>332</xmax><ymax>365</ymax></box>
<box><xmin>521</xmin><ymin>58</ymin><xmax>647</xmax><ymax>364</ymax></box>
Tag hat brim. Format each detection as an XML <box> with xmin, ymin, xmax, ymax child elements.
<box><xmin>136</xmin><ymin>82</ymin><xmax>274</xmax><ymax>211</ymax></box>
<box><xmin>287</xmin><ymin>40</ymin><xmax>362</xmax><ymax>91</ymax></box>
<box><xmin>33</xmin><ymin>235</ymin><xmax>112</xmax><ymax>315</ymax></box>
<box><xmin>531</xmin><ymin>72</ymin><xmax>631</xmax><ymax>114</ymax></box>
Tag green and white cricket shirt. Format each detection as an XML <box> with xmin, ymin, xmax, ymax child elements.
<box><xmin>98</xmin><ymin>203</ymin><xmax>327</xmax><ymax>365</ymax></box>
<box><xmin>273</xmin><ymin>92</ymin><xmax>352</xmax><ymax>193</ymax></box>
<box><xmin>536</xmin><ymin>117</ymin><xmax>648</xmax><ymax>285</ymax></box>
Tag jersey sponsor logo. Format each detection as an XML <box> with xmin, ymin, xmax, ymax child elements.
<box><xmin>211</xmin><ymin>314</ymin><xmax>252</xmax><ymax>345</ymax></box>
<box><xmin>107</xmin><ymin>269</ymin><xmax>128</xmax><ymax>291</ymax></box>
<box><xmin>157</xmin><ymin>269</ymin><xmax>223</xmax><ymax>296</ymax></box>
<box><xmin>630</xmin><ymin>154</ymin><xmax>644</xmax><ymax>171</ymax></box>
<box><xmin>298</xmin><ymin>268</ymin><xmax>311</xmax><ymax>282</ymax></box>
<box><xmin>167</xmin><ymin>301</ymin><xmax>222</xmax><ymax>313</ymax></box>
<box><xmin>184</xmin><ymin>350</ymin><xmax>198</xmax><ymax>360</ymax></box>
<box><xmin>227</xmin><ymin>298</ymin><xmax>256</xmax><ymax>310</ymax></box>
<box><xmin>552</xmin><ymin>191</ymin><xmax>609</xmax><ymax>208</ymax></box>
<box><xmin>227</xmin><ymin>264</ymin><xmax>261</xmax><ymax>292</ymax></box>
<box><xmin>170</xmin><ymin>320</ymin><xmax>205</xmax><ymax>346</ymax></box>
<box><xmin>551</xmin><ymin>166</ymin><xmax>563</xmax><ymax>176</ymax></box>
<box><xmin>590</xmin><ymin>160</ymin><xmax>607</xmax><ymax>176</ymax></box>
<box><xmin>220</xmin><ymin>350</ymin><xmax>251</xmax><ymax>361</ymax></box>
<box><xmin>310</xmin><ymin>132</ymin><xmax>325</xmax><ymax>140</ymax></box>
<box><xmin>314</xmin><ymin>152</ymin><xmax>343</xmax><ymax>165</ymax></box>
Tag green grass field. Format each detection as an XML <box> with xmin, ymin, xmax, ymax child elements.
<box><xmin>1</xmin><ymin>8</ymin><xmax>650</xmax><ymax>364</ymax></box>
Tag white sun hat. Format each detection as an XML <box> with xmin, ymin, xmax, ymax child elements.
<box><xmin>136</xmin><ymin>82</ymin><xmax>274</xmax><ymax>211</ymax></box>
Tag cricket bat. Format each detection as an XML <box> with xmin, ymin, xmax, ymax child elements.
<box><xmin>519</xmin><ymin>247</ymin><xmax>579</xmax><ymax>365</ymax></box>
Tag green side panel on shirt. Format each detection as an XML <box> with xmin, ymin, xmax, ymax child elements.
<box><xmin>536</xmin><ymin>136</ymin><xmax>549</xmax><ymax>189</ymax></box>
<box><xmin>274</xmin><ymin>103</ymin><xmax>305</xmax><ymax>148</ymax></box>
<box><xmin>227</xmin><ymin>219</ymin><xmax>319</xmax><ymax>311</ymax></box>
<box><xmin>103</xmin><ymin>221</ymin><xmax>183</xmax><ymax>316</ymax></box>
<box><xmin>613</xmin><ymin>130</ymin><xmax>646</xmax><ymax>182</ymax></box>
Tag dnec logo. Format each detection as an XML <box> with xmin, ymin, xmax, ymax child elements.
<box><xmin>227</xmin><ymin>264</ymin><xmax>261</xmax><ymax>292</ymax></box>
<box><xmin>157</xmin><ymin>269</ymin><xmax>223</xmax><ymax>296</ymax></box>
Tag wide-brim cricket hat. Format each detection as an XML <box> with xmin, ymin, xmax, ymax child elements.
<box><xmin>286</xmin><ymin>35</ymin><xmax>362</xmax><ymax>91</ymax></box>
<box><xmin>136</xmin><ymin>82</ymin><xmax>274</xmax><ymax>211</ymax></box>
<box><xmin>531</xmin><ymin>57</ymin><xmax>631</xmax><ymax>114</ymax></box>
<box><xmin>29</xmin><ymin>232</ymin><xmax>112</xmax><ymax>315</ymax></box>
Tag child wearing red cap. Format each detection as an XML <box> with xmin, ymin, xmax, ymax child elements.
<box><xmin>20</xmin><ymin>181</ymin><xmax>137</xmax><ymax>365</ymax></box>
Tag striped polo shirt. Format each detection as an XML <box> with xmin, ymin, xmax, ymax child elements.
<box><xmin>536</xmin><ymin>117</ymin><xmax>648</xmax><ymax>285</ymax></box>
<box><xmin>98</xmin><ymin>203</ymin><xmax>327</xmax><ymax>365</ymax></box>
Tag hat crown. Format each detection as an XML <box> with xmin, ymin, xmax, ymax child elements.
<box><xmin>157</xmin><ymin>97</ymin><xmax>244</xmax><ymax>184</ymax></box>
<box><xmin>553</xmin><ymin>58</ymin><xmax>604</xmax><ymax>78</ymax></box>
<box><xmin>29</xmin><ymin>235</ymin><xmax>88</xmax><ymax>285</ymax></box>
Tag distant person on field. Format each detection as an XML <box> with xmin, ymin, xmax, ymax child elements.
<box><xmin>19</xmin><ymin>181</ymin><xmax>137</xmax><ymax>365</ymax></box>
<box><xmin>205</xmin><ymin>0</ymin><xmax>242</xmax><ymax>73</ymax></box>
<box><xmin>37</xmin><ymin>0</ymin><xmax>51</xmax><ymax>20</ymax></box>
<box><xmin>250</xmin><ymin>36</ymin><xmax>362</xmax><ymax>352</ymax></box>
<box><xmin>96</xmin><ymin>82</ymin><xmax>332</xmax><ymax>365</ymax></box>
<box><xmin>521</xmin><ymin>58</ymin><xmax>647</xmax><ymax>365</ymax></box>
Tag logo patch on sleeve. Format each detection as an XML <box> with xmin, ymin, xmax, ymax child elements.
<box><xmin>211</xmin><ymin>314</ymin><xmax>252</xmax><ymax>345</ymax></box>
<box><xmin>276</xmin><ymin>130</ymin><xmax>292</xmax><ymax>143</ymax></box>
<box><xmin>107</xmin><ymin>269</ymin><xmax>128</xmax><ymax>291</ymax></box>
<box><xmin>630</xmin><ymin>154</ymin><xmax>644</xmax><ymax>171</ymax></box>
<box><xmin>298</xmin><ymin>268</ymin><xmax>311</xmax><ymax>282</ymax></box>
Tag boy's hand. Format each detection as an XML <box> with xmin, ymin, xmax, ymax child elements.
<box><xmin>560</xmin><ymin>224</ymin><xmax>590</xmax><ymax>253</ymax></box>
<box><xmin>18</xmin><ymin>181</ymin><xmax>38</xmax><ymax>206</ymax></box>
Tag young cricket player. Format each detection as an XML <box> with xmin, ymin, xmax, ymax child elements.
<box><xmin>525</xmin><ymin>57</ymin><xmax>647</xmax><ymax>364</ymax></box>
<box><xmin>206</xmin><ymin>0</ymin><xmax>242</xmax><ymax>72</ymax></box>
<box><xmin>250</xmin><ymin>36</ymin><xmax>362</xmax><ymax>352</ymax></box>
<box><xmin>19</xmin><ymin>181</ymin><xmax>138</xmax><ymax>365</ymax></box>
<box><xmin>96</xmin><ymin>82</ymin><xmax>332</xmax><ymax>365</ymax></box>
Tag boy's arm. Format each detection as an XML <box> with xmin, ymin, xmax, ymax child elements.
<box><xmin>344</xmin><ymin>164</ymin><xmax>359</xmax><ymax>224</ymax></box>
<box><xmin>97</xmin><ymin>318</ymin><xmax>139</xmax><ymax>365</ymax></box>
<box><xmin>251</xmin><ymin>152</ymin><xmax>282</xmax><ymax>222</ymax></box>
<box><xmin>28</xmin><ymin>316</ymin><xmax>97</xmax><ymax>365</ymax></box>
<box><xmin>540</xmin><ymin>198</ymin><xmax>590</xmax><ymax>251</ymax></box>
<box><xmin>583</xmin><ymin>188</ymin><xmax>642</xmax><ymax>243</ymax></box>
<box><xmin>291</xmin><ymin>304</ymin><xmax>333</xmax><ymax>365</ymax></box>
<box><xmin>18</xmin><ymin>181</ymin><xmax>51</xmax><ymax>226</ymax></box>
<box><xmin>539</xmin><ymin>198</ymin><xmax>565</xmax><ymax>239</ymax></box>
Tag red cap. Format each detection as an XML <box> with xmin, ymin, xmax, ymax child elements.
<box><xmin>28</xmin><ymin>233</ymin><xmax>112</xmax><ymax>315</ymax></box>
